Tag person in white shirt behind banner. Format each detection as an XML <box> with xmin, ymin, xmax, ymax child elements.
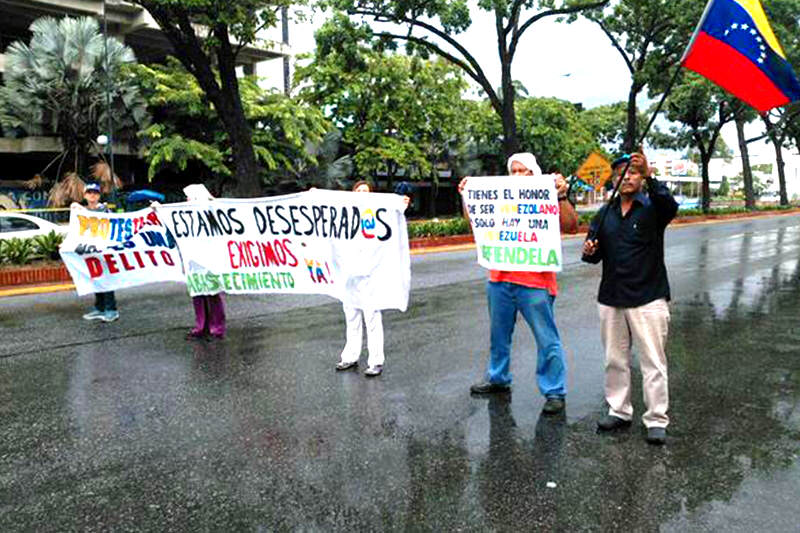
<box><xmin>335</xmin><ymin>180</ymin><xmax>410</xmax><ymax>377</ymax></box>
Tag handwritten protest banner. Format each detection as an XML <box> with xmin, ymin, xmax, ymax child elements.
<box><xmin>156</xmin><ymin>190</ymin><xmax>410</xmax><ymax>311</ymax></box>
<box><xmin>463</xmin><ymin>176</ymin><xmax>562</xmax><ymax>272</ymax></box>
<box><xmin>60</xmin><ymin>206</ymin><xmax>185</xmax><ymax>295</ymax></box>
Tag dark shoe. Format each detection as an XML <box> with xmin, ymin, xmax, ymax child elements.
<box><xmin>186</xmin><ymin>329</ymin><xmax>205</xmax><ymax>340</ymax></box>
<box><xmin>646</xmin><ymin>427</ymin><xmax>667</xmax><ymax>445</ymax></box>
<box><xmin>364</xmin><ymin>365</ymin><xmax>383</xmax><ymax>377</ymax></box>
<box><xmin>597</xmin><ymin>415</ymin><xmax>632</xmax><ymax>431</ymax></box>
<box><xmin>470</xmin><ymin>381</ymin><xmax>511</xmax><ymax>395</ymax></box>
<box><xmin>542</xmin><ymin>397</ymin><xmax>565</xmax><ymax>415</ymax></box>
<box><xmin>336</xmin><ymin>361</ymin><xmax>358</xmax><ymax>371</ymax></box>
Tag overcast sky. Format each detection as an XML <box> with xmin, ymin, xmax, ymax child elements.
<box><xmin>260</xmin><ymin>4</ymin><xmax>778</xmax><ymax>161</ymax></box>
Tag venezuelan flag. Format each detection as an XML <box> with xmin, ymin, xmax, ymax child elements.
<box><xmin>682</xmin><ymin>0</ymin><xmax>800</xmax><ymax>112</ymax></box>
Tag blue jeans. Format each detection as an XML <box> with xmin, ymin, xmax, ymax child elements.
<box><xmin>485</xmin><ymin>281</ymin><xmax>566</xmax><ymax>398</ymax></box>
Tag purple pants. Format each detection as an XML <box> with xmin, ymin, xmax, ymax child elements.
<box><xmin>191</xmin><ymin>294</ymin><xmax>226</xmax><ymax>337</ymax></box>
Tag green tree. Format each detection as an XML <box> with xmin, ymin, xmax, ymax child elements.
<box><xmin>580</xmin><ymin>0</ymin><xmax>703</xmax><ymax>152</ymax></box>
<box><xmin>730</xmin><ymin>100</ymin><xmax>759</xmax><ymax>209</ymax></box>
<box><xmin>132</xmin><ymin>58</ymin><xmax>327</xmax><ymax>190</ymax></box>
<box><xmin>657</xmin><ymin>73</ymin><xmax>735</xmax><ymax>213</ymax></box>
<box><xmin>130</xmin><ymin>0</ymin><xmax>299</xmax><ymax>196</ymax></box>
<box><xmin>755</xmin><ymin>0</ymin><xmax>800</xmax><ymax>206</ymax></box>
<box><xmin>462</xmin><ymin>96</ymin><xmax>600</xmax><ymax>175</ymax></box>
<box><xmin>325</xmin><ymin>0</ymin><xmax>608</xmax><ymax>158</ymax></box>
<box><xmin>297</xmin><ymin>22</ymin><xmax>468</xmax><ymax>186</ymax></box>
<box><xmin>0</xmin><ymin>16</ymin><xmax>147</xmax><ymax>179</ymax></box>
<box><xmin>517</xmin><ymin>98</ymin><xmax>599</xmax><ymax>174</ymax></box>
<box><xmin>579</xmin><ymin>101</ymin><xmax>642</xmax><ymax>150</ymax></box>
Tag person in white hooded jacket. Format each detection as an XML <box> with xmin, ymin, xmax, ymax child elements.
<box><xmin>335</xmin><ymin>180</ymin><xmax>410</xmax><ymax>377</ymax></box>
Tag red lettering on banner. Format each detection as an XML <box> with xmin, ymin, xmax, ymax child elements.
<box><xmin>227</xmin><ymin>238</ymin><xmax>298</xmax><ymax>269</ymax></box>
<box><xmin>228</xmin><ymin>241</ymin><xmax>239</xmax><ymax>269</ymax></box>
<box><xmin>120</xmin><ymin>254</ymin><xmax>135</xmax><ymax>271</ymax></box>
<box><xmin>82</xmin><ymin>250</ymin><xmax>177</xmax><ymax>278</ymax></box>
<box><xmin>86</xmin><ymin>257</ymin><xmax>103</xmax><ymax>278</ymax></box>
<box><xmin>283</xmin><ymin>238</ymin><xmax>298</xmax><ymax>267</ymax></box>
<box><xmin>146</xmin><ymin>211</ymin><xmax>161</xmax><ymax>226</ymax></box>
<box><xmin>104</xmin><ymin>254</ymin><xmax>119</xmax><ymax>274</ymax></box>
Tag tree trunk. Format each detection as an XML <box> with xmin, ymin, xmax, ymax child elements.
<box><xmin>215</xmin><ymin>33</ymin><xmax>262</xmax><ymax>197</ymax></box>
<box><xmin>762</xmin><ymin>115</ymin><xmax>789</xmax><ymax>206</ymax></box>
<box><xmin>699</xmin><ymin>146</ymin><xmax>711</xmax><ymax>213</ymax></box>
<box><xmin>500</xmin><ymin>63</ymin><xmax>519</xmax><ymax>158</ymax></box>
<box><xmin>136</xmin><ymin>9</ymin><xmax>262</xmax><ymax>197</ymax></box>
<box><xmin>775</xmin><ymin>143</ymin><xmax>788</xmax><ymax>205</ymax></box>
<box><xmin>735</xmin><ymin>116</ymin><xmax>755</xmax><ymax>209</ymax></box>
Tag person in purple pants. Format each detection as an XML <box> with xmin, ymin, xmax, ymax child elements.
<box><xmin>188</xmin><ymin>293</ymin><xmax>226</xmax><ymax>340</ymax></box>
<box><xmin>154</xmin><ymin>184</ymin><xmax>227</xmax><ymax>340</ymax></box>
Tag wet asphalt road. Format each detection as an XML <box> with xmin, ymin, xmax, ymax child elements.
<box><xmin>2</xmin><ymin>215</ymin><xmax>799</xmax><ymax>531</ymax></box>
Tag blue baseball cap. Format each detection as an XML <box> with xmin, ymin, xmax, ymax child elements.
<box><xmin>84</xmin><ymin>182</ymin><xmax>101</xmax><ymax>193</ymax></box>
<box><xmin>611</xmin><ymin>154</ymin><xmax>632</xmax><ymax>170</ymax></box>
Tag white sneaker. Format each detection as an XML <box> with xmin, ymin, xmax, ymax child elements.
<box><xmin>101</xmin><ymin>310</ymin><xmax>119</xmax><ymax>322</ymax></box>
<box><xmin>364</xmin><ymin>365</ymin><xmax>383</xmax><ymax>377</ymax></box>
<box><xmin>82</xmin><ymin>310</ymin><xmax>103</xmax><ymax>321</ymax></box>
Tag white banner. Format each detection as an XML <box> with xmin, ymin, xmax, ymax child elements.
<box><xmin>59</xmin><ymin>206</ymin><xmax>185</xmax><ymax>295</ymax></box>
<box><xmin>463</xmin><ymin>176</ymin><xmax>563</xmax><ymax>272</ymax></box>
<box><xmin>156</xmin><ymin>190</ymin><xmax>410</xmax><ymax>311</ymax></box>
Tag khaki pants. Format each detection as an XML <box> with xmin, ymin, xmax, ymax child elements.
<box><xmin>598</xmin><ymin>299</ymin><xmax>670</xmax><ymax>428</ymax></box>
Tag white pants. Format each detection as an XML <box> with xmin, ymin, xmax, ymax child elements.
<box><xmin>598</xmin><ymin>298</ymin><xmax>670</xmax><ymax>428</ymax></box>
<box><xmin>340</xmin><ymin>305</ymin><xmax>384</xmax><ymax>367</ymax></box>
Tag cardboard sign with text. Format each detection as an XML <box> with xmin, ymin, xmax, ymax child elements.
<box><xmin>463</xmin><ymin>176</ymin><xmax>562</xmax><ymax>272</ymax></box>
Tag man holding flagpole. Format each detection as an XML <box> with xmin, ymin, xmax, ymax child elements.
<box><xmin>582</xmin><ymin>152</ymin><xmax>677</xmax><ymax>445</ymax></box>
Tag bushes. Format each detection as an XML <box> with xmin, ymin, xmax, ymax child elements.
<box><xmin>0</xmin><ymin>238</ymin><xmax>37</xmax><ymax>265</ymax></box>
<box><xmin>0</xmin><ymin>231</ymin><xmax>65</xmax><ymax>266</ymax></box>
<box><xmin>33</xmin><ymin>231</ymin><xmax>65</xmax><ymax>260</ymax></box>
<box><xmin>407</xmin><ymin>217</ymin><xmax>471</xmax><ymax>239</ymax></box>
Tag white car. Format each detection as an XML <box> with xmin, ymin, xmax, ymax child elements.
<box><xmin>0</xmin><ymin>212</ymin><xmax>67</xmax><ymax>240</ymax></box>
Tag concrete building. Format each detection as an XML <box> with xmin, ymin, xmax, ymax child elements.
<box><xmin>0</xmin><ymin>0</ymin><xmax>290</xmax><ymax>203</ymax></box>
<box><xmin>0</xmin><ymin>0</ymin><xmax>289</xmax><ymax>73</ymax></box>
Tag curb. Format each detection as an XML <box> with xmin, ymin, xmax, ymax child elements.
<box><xmin>0</xmin><ymin>264</ymin><xmax>71</xmax><ymax>287</ymax></box>
<box><xmin>3</xmin><ymin>209</ymin><xmax>800</xmax><ymax>296</ymax></box>
<box><xmin>0</xmin><ymin>283</ymin><xmax>75</xmax><ymax>298</ymax></box>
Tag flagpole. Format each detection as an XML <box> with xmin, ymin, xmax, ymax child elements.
<box><xmin>681</xmin><ymin>0</ymin><xmax>715</xmax><ymax>64</ymax></box>
<box><xmin>588</xmin><ymin>64</ymin><xmax>684</xmax><ymax>241</ymax></box>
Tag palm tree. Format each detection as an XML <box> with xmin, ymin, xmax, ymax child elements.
<box><xmin>0</xmin><ymin>16</ymin><xmax>148</xmax><ymax>203</ymax></box>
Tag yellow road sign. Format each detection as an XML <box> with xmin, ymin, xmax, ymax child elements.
<box><xmin>576</xmin><ymin>152</ymin><xmax>612</xmax><ymax>191</ymax></box>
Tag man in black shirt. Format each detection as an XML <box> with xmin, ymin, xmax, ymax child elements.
<box><xmin>582</xmin><ymin>152</ymin><xmax>678</xmax><ymax>445</ymax></box>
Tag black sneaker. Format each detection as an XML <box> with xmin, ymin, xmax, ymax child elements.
<box><xmin>645</xmin><ymin>427</ymin><xmax>667</xmax><ymax>445</ymax></box>
<box><xmin>542</xmin><ymin>397</ymin><xmax>565</xmax><ymax>415</ymax></box>
<box><xmin>597</xmin><ymin>415</ymin><xmax>632</xmax><ymax>431</ymax></box>
<box><xmin>335</xmin><ymin>361</ymin><xmax>358</xmax><ymax>371</ymax></box>
<box><xmin>470</xmin><ymin>381</ymin><xmax>511</xmax><ymax>395</ymax></box>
